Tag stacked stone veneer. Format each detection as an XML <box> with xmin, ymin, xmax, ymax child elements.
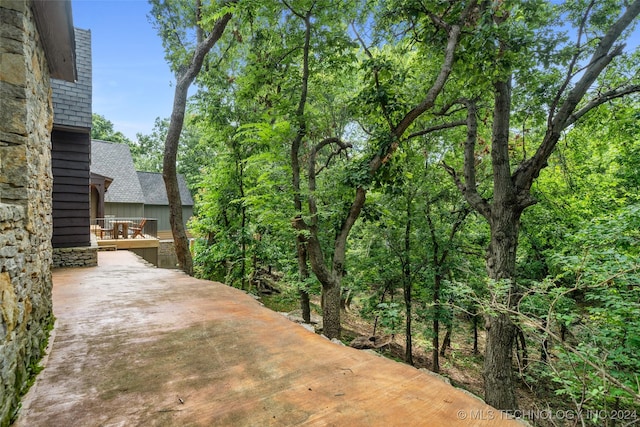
<box><xmin>0</xmin><ymin>1</ymin><xmax>55</xmax><ymax>424</ymax></box>
<box><xmin>53</xmin><ymin>242</ymin><xmax>98</xmax><ymax>268</ymax></box>
<box><xmin>158</xmin><ymin>239</ymin><xmax>178</xmax><ymax>269</ymax></box>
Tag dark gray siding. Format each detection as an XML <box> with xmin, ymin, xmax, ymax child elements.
<box><xmin>51</xmin><ymin>129</ymin><xmax>91</xmax><ymax>248</ymax></box>
<box><xmin>50</xmin><ymin>27</ymin><xmax>92</xmax><ymax>248</ymax></box>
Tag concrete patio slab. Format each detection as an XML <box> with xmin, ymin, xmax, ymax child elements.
<box><xmin>14</xmin><ymin>251</ymin><xmax>521</xmax><ymax>426</ymax></box>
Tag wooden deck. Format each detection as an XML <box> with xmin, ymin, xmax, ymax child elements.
<box><xmin>96</xmin><ymin>237</ymin><xmax>159</xmax><ymax>250</ymax></box>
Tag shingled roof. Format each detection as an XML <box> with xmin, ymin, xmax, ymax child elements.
<box><xmin>90</xmin><ymin>140</ymin><xmax>145</xmax><ymax>203</ymax></box>
<box><xmin>90</xmin><ymin>140</ymin><xmax>194</xmax><ymax>206</ymax></box>
<box><xmin>137</xmin><ymin>171</ymin><xmax>194</xmax><ymax>206</ymax></box>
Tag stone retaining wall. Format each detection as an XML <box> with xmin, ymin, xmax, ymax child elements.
<box><xmin>53</xmin><ymin>246</ymin><xmax>98</xmax><ymax>268</ymax></box>
<box><xmin>158</xmin><ymin>240</ymin><xmax>179</xmax><ymax>269</ymax></box>
<box><xmin>0</xmin><ymin>1</ymin><xmax>55</xmax><ymax>424</ymax></box>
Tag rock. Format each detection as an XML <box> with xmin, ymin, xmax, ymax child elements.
<box><xmin>299</xmin><ymin>323</ymin><xmax>315</xmax><ymax>333</ymax></box>
<box><xmin>350</xmin><ymin>335</ymin><xmax>392</xmax><ymax>350</ymax></box>
<box><xmin>350</xmin><ymin>336</ymin><xmax>376</xmax><ymax>349</ymax></box>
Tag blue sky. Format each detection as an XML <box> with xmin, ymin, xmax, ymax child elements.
<box><xmin>72</xmin><ymin>0</ymin><xmax>174</xmax><ymax>140</ymax></box>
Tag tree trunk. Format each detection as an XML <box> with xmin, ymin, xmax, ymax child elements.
<box><xmin>238</xmin><ymin>157</ymin><xmax>247</xmax><ymax>290</ymax></box>
<box><xmin>439</xmin><ymin>324</ymin><xmax>452</xmax><ymax>357</ymax></box>
<box><xmin>161</xmin><ymin>11</ymin><xmax>233</xmax><ymax>276</ymax></box>
<box><xmin>289</xmin><ymin>8</ymin><xmax>312</xmax><ymax>323</ymax></box>
<box><xmin>432</xmin><ymin>318</ymin><xmax>440</xmax><ymax>372</ymax></box>
<box><xmin>432</xmin><ymin>273</ymin><xmax>442</xmax><ymax>372</ymax></box>
<box><xmin>515</xmin><ymin>327</ymin><xmax>528</xmax><ymax>370</ymax></box>
<box><xmin>472</xmin><ymin>312</ymin><xmax>479</xmax><ymax>355</ymax></box>
<box><xmin>322</xmin><ymin>278</ymin><xmax>341</xmax><ymax>339</ymax></box>
<box><xmin>163</xmin><ymin>75</ymin><xmax>194</xmax><ymax>276</ymax></box>
<box><xmin>164</xmin><ymin>158</ymin><xmax>193</xmax><ymax>275</ymax></box>
<box><xmin>483</xmin><ymin>312</ymin><xmax>517</xmax><ymax>411</ymax></box>
<box><xmin>299</xmin><ymin>288</ymin><xmax>311</xmax><ymax>323</ymax></box>
<box><xmin>483</xmin><ymin>205</ymin><xmax>521</xmax><ymax>411</ymax></box>
<box><xmin>405</xmin><ymin>307</ymin><xmax>413</xmax><ymax>365</ymax></box>
<box><xmin>443</xmin><ymin>4</ymin><xmax>640</xmax><ymax>412</ymax></box>
<box><xmin>296</xmin><ymin>235</ymin><xmax>311</xmax><ymax>323</ymax></box>
<box><xmin>403</xmin><ymin>198</ymin><xmax>413</xmax><ymax>365</ymax></box>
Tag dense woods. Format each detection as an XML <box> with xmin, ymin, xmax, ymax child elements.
<box><xmin>100</xmin><ymin>0</ymin><xmax>640</xmax><ymax>422</ymax></box>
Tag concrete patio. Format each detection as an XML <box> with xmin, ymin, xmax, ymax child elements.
<box><xmin>15</xmin><ymin>251</ymin><xmax>520</xmax><ymax>426</ymax></box>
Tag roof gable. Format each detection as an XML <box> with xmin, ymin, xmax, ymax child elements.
<box><xmin>91</xmin><ymin>140</ymin><xmax>145</xmax><ymax>203</ymax></box>
<box><xmin>137</xmin><ymin>171</ymin><xmax>194</xmax><ymax>206</ymax></box>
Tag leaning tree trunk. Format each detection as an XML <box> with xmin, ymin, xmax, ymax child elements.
<box><xmin>164</xmin><ymin>83</ymin><xmax>194</xmax><ymax>276</ymax></box>
<box><xmin>161</xmin><ymin>10</ymin><xmax>233</xmax><ymax>276</ymax></box>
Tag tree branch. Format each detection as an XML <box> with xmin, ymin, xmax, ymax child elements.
<box><xmin>180</xmin><ymin>11</ymin><xmax>234</xmax><ymax>86</ymax></box>
<box><xmin>514</xmin><ymin>0</ymin><xmax>640</xmax><ymax>194</ymax></box>
<box><xmin>567</xmin><ymin>84</ymin><xmax>640</xmax><ymax>126</ymax></box>
<box><xmin>407</xmin><ymin>119</ymin><xmax>466</xmax><ymax>140</ymax></box>
<box><xmin>370</xmin><ymin>1</ymin><xmax>482</xmax><ymax>172</ymax></box>
<box><xmin>451</xmin><ymin>98</ymin><xmax>492</xmax><ymax>219</ymax></box>
<box><xmin>316</xmin><ymin>143</ymin><xmax>352</xmax><ymax>175</ymax></box>
<box><xmin>547</xmin><ymin>0</ymin><xmax>595</xmax><ymax>125</ymax></box>
<box><xmin>195</xmin><ymin>0</ymin><xmax>203</xmax><ymax>45</ymax></box>
<box><xmin>351</xmin><ymin>22</ymin><xmax>395</xmax><ymax>130</ymax></box>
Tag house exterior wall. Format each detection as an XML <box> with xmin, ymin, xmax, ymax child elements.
<box><xmin>0</xmin><ymin>1</ymin><xmax>55</xmax><ymax>423</ymax></box>
<box><xmin>50</xmin><ymin>27</ymin><xmax>93</xmax><ymax>260</ymax></box>
<box><xmin>143</xmin><ymin>205</ymin><xmax>193</xmax><ymax>233</ymax></box>
<box><xmin>51</xmin><ymin>129</ymin><xmax>91</xmax><ymax>249</ymax></box>
<box><xmin>104</xmin><ymin>203</ymin><xmax>144</xmax><ymax>219</ymax></box>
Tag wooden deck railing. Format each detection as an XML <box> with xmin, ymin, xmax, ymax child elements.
<box><xmin>91</xmin><ymin>217</ymin><xmax>158</xmax><ymax>240</ymax></box>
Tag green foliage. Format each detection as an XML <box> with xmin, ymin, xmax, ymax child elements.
<box><xmin>374</xmin><ymin>302</ymin><xmax>403</xmax><ymax>335</ymax></box>
<box><xmin>91</xmin><ymin>113</ymin><xmax>132</xmax><ymax>144</ymax></box>
<box><xmin>149</xmin><ymin>0</ymin><xmax>640</xmax><ymax>414</ymax></box>
<box><xmin>516</xmin><ymin>204</ymin><xmax>640</xmax><ymax>415</ymax></box>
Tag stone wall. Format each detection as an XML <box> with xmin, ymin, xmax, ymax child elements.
<box><xmin>158</xmin><ymin>240</ymin><xmax>179</xmax><ymax>269</ymax></box>
<box><xmin>53</xmin><ymin>246</ymin><xmax>98</xmax><ymax>268</ymax></box>
<box><xmin>52</xmin><ymin>233</ymin><xmax>98</xmax><ymax>268</ymax></box>
<box><xmin>0</xmin><ymin>1</ymin><xmax>55</xmax><ymax>424</ymax></box>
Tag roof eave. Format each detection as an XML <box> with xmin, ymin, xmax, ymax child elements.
<box><xmin>32</xmin><ymin>0</ymin><xmax>76</xmax><ymax>82</ymax></box>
